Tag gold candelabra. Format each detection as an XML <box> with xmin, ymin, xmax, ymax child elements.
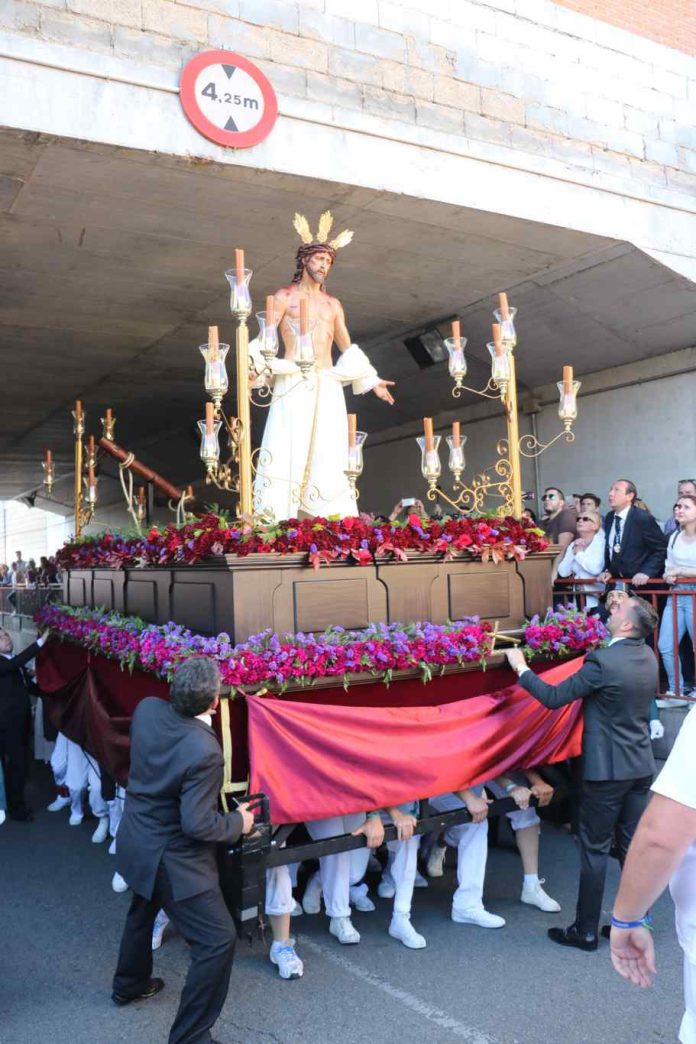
<box><xmin>419</xmin><ymin>297</ymin><xmax>580</xmax><ymax>517</ymax></box>
<box><xmin>71</xmin><ymin>400</ymin><xmax>98</xmax><ymax>537</ymax></box>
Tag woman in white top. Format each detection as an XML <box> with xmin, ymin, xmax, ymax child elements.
<box><xmin>556</xmin><ymin>507</ymin><xmax>605</xmax><ymax>608</ymax></box>
<box><xmin>658</xmin><ymin>494</ymin><xmax>696</xmax><ymax>697</ymax></box>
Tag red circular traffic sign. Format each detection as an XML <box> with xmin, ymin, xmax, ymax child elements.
<box><xmin>180</xmin><ymin>50</ymin><xmax>278</xmax><ymax>149</ymax></box>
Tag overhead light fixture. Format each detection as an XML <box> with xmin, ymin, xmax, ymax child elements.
<box><xmin>403</xmin><ymin>328</ymin><xmax>448</xmax><ymax>369</ymax></box>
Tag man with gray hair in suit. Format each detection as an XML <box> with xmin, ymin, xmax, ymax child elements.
<box><xmin>505</xmin><ymin>596</ymin><xmax>659</xmax><ymax>952</ymax></box>
<box><xmin>112</xmin><ymin>656</ymin><xmax>254</xmax><ymax>1044</ymax></box>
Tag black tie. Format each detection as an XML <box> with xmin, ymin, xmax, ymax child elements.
<box><xmin>614</xmin><ymin>516</ymin><xmax>622</xmax><ymax>546</ymax></box>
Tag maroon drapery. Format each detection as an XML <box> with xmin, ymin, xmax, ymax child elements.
<box><xmin>38</xmin><ymin>640</ymin><xmax>583</xmax><ymax>819</ymax></box>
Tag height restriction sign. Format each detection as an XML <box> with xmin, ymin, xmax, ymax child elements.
<box><xmin>180</xmin><ymin>50</ymin><xmax>278</xmax><ymax>149</ymax></box>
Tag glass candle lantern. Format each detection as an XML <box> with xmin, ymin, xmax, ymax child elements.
<box><xmin>224</xmin><ymin>268</ymin><xmax>252</xmax><ymax>315</ymax></box>
<box><xmin>446</xmin><ymin>433</ymin><xmax>467</xmax><ymax>481</ymax></box>
<box><xmin>493</xmin><ymin>306</ymin><xmax>517</xmax><ymax>348</ymax></box>
<box><xmin>199</xmin><ymin>342</ymin><xmax>230</xmax><ymax>398</ymax></box>
<box><xmin>287</xmin><ymin>318</ymin><xmax>315</xmax><ymax>373</ymax></box>
<box><xmin>557</xmin><ymin>379</ymin><xmax>581</xmax><ymax>424</ymax></box>
<box><xmin>346</xmin><ymin>431</ymin><xmax>368</xmax><ymax>476</ymax></box>
<box><xmin>255</xmin><ymin>311</ymin><xmax>280</xmax><ymax>365</ymax></box>
<box><xmin>445</xmin><ymin>336</ymin><xmax>468</xmax><ymax>390</ymax></box>
<box><xmin>487</xmin><ymin>341</ymin><xmax>512</xmax><ymax>386</ymax></box>
<box><xmin>416</xmin><ymin>435</ymin><xmax>442</xmax><ymax>485</ymax></box>
<box><xmin>198</xmin><ymin>419</ymin><xmax>222</xmax><ymax>463</ymax></box>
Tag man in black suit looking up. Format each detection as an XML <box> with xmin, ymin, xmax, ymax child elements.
<box><xmin>505</xmin><ymin>596</ymin><xmax>659</xmax><ymax>951</ymax></box>
<box><xmin>0</xmin><ymin>625</ymin><xmax>46</xmax><ymax>821</ymax></box>
<box><xmin>599</xmin><ymin>478</ymin><xmax>667</xmax><ymax>587</ymax></box>
<box><xmin>112</xmin><ymin>656</ymin><xmax>254</xmax><ymax>1044</ymax></box>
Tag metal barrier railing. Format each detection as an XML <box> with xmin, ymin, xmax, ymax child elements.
<box><xmin>0</xmin><ymin>583</ymin><xmax>63</xmax><ymax>621</ymax></box>
<box><xmin>553</xmin><ymin>576</ymin><xmax>696</xmax><ymax>701</ymax></box>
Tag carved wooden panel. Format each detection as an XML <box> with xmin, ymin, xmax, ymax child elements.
<box><xmin>294</xmin><ymin>578</ymin><xmax>371</xmax><ymax>632</ymax></box>
<box><xmin>515</xmin><ymin>555</ymin><xmax>555</xmax><ymax>619</ymax></box>
<box><xmin>125</xmin><ymin>579</ymin><xmax>159</xmax><ymax>622</ymax></box>
<box><xmin>93</xmin><ymin>577</ymin><xmax>116</xmax><ymax>612</ymax></box>
<box><xmin>447</xmin><ymin>568</ymin><xmax>513</xmax><ymax>621</ymax></box>
<box><xmin>375</xmin><ymin>561</ymin><xmax>439</xmax><ymax>625</ymax></box>
<box><xmin>231</xmin><ymin>569</ymin><xmax>284</xmax><ymax>643</ymax></box>
<box><xmin>67</xmin><ymin>573</ymin><xmax>89</xmax><ymax>607</ymax></box>
<box><xmin>171</xmin><ymin>581</ymin><xmax>217</xmax><ymax>635</ymax></box>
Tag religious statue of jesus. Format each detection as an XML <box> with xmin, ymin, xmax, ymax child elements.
<box><xmin>251</xmin><ymin>212</ymin><xmax>395</xmax><ymax>521</ymax></box>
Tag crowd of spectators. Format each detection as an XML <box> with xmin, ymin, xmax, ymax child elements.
<box><xmin>540</xmin><ymin>477</ymin><xmax>696</xmax><ymax>704</ymax></box>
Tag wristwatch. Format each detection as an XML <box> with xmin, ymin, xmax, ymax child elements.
<box><xmin>504</xmin><ymin>782</ymin><xmax>518</xmax><ymax>795</ymax></box>
<box><xmin>514</xmin><ymin>663</ymin><xmax>528</xmax><ymax>677</ymax></box>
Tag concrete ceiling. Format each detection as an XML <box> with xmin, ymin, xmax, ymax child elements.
<box><xmin>1</xmin><ymin>127</ymin><xmax>695</xmax><ymax>512</ymax></box>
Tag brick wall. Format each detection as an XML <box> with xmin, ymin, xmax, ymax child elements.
<box><xmin>553</xmin><ymin>0</ymin><xmax>696</xmax><ymax>56</ymax></box>
<box><xmin>1</xmin><ymin>0</ymin><xmax>694</xmax><ymax>203</ymax></box>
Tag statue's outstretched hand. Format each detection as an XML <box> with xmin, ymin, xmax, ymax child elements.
<box><xmin>373</xmin><ymin>380</ymin><xmax>395</xmax><ymax>405</ymax></box>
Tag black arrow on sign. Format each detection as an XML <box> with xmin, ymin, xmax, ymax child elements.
<box><xmin>225</xmin><ymin>116</ymin><xmax>238</xmax><ymax>132</ymax></box>
<box><xmin>222</xmin><ymin>65</ymin><xmax>236</xmax><ymax>78</ymax></box>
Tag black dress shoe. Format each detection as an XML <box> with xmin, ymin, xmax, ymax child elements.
<box><xmin>548</xmin><ymin>925</ymin><xmax>598</xmax><ymax>951</ymax></box>
<box><xmin>112</xmin><ymin>977</ymin><xmax>165</xmax><ymax>1006</ymax></box>
<box><xmin>8</xmin><ymin>807</ymin><xmax>34</xmax><ymax>822</ymax></box>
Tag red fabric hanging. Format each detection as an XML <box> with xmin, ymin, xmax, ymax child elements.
<box><xmin>248</xmin><ymin>658</ymin><xmax>584</xmax><ymax>823</ymax></box>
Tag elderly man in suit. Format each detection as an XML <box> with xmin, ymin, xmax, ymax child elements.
<box><xmin>0</xmin><ymin>625</ymin><xmax>46</xmax><ymax>821</ymax></box>
<box><xmin>505</xmin><ymin>596</ymin><xmax>659</xmax><ymax>951</ymax></box>
<box><xmin>112</xmin><ymin>656</ymin><xmax>254</xmax><ymax>1044</ymax></box>
<box><xmin>599</xmin><ymin>478</ymin><xmax>667</xmax><ymax>587</ymax></box>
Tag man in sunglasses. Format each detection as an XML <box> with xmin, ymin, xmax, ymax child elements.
<box><xmin>540</xmin><ymin>487</ymin><xmax>577</xmax><ymax>580</ymax></box>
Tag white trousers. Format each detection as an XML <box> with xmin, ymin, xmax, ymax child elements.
<box><xmin>681</xmin><ymin>955</ymin><xmax>696</xmax><ymax>1044</ymax></box>
<box><xmin>384</xmin><ymin>837</ymin><xmax>421</xmax><ymax>916</ymax></box>
<box><xmin>306</xmin><ymin>814</ymin><xmax>370</xmax><ymax>918</ymax></box>
<box><xmin>430</xmin><ymin>791</ymin><xmax>488</xmax><ymax>914</ymax></box>
<box><xmin>265</xmin><ymin>865</ymin><xmax>294</xmax><ymax>918</ymax></box>
<box><xmin>109</xmin><ymin>785</ymin><xmax>126</xmax><ymax>838</ymax></box>
<box><xmin>51</xmin><ymin>734</ymin><xmax>108</xmax><ymax>818</ymax></box>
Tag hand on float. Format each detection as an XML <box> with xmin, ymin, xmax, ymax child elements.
<box><xmin>529</xmin><ymin>780</ymin><xmax>554</xmax><ymax>807</ymax></box>
<box><xmin>237</xmin><ymin>802</ymin><xmax>255</xmax><ymax>835</ymax></box>
<box><xmin>610</xmin><ymin>925</ymin><xmax>656</xmax><ymax>988</ymax></box>
<box><xmin>505</xmin><ymin>648</ymin><xmax>527</xmax><ymax>671</ymax></box>
<box><xmin>388</xmin><ymin>807</ymin><xmax>417</xmax><ymax>841</ymax></box>
<box><xmin>460</xmin><ymin>789</ymin><xmax>491</xmax><ymax>824</ymax></box>
<box><xmin>352</xmin><ymin>815</ymin><xmax>384</xmax><ymax>849</ymax></box>
<box><xmin>373</xmin><ymin>380</ymin><xmax>395</xmax><ymax>405</ymax></box>
<box><xmin>509</xmin><ymin>786</ymin><xmax>532</xmax><ymax>811</ymax></box>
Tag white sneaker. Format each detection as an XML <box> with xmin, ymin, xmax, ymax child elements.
<box><xmin>152</xmin><ymin>909</ymin><xmax>169</xmax><ymax>950</ymax></box>
<box><xmin>68</xmin><ymin>812</ymin><xmax>83</xmax><ymax>827</ymax></box>
<box><xmin>350</xmin><ymin>888</ymin><xmax>376</xmax><ymax>912</ymax></box>
<box><xmin>91</xmin><ymin>817</ymin><xmax>110</xmax><ymax>844</ymax></box>
<box><xmin>377</xmin><ymin>874</ymin><xmax>396</xmax><ymax>899</ymax></box>
<box><xmin>414</xmin><ymin>869</ymin><xmax>428</xmax><ymax>889</ymax></box>
<box><xmin>389</xmin><ymin>914</ymin><xmax>427</xmax><ymax>949</ymax></box>
<box><xmin>108</xmin><ymin>838</ymin><xmax>117</xmax><ymax>856</ymax></box>
<box><xmin>290</xmin><ymin>899</ymin><xmax>303</xmax><ymax>918</ymax></box>
<box><xmin>47</xmin><ymin>795</ymin><xmax>71</xmax><ymax>812</ymax></box>
<box><xmin>657</xmin><ymin>696</ymin><xmax>690</xmax><ymax>708</ymax></box>
<box><xmin>0</xmin><ymin>810</ymin><xmax>5</xmax><ymax>826</ymax></box>
<box><xmin>302</xmin><ymin>874</ymin><xmax>322</xmax><ymax>915</ymax></box>
<box><xmin>452</xmin><ymin>906</ymin><xmax>506</xmax><ymax>929</ymax></box>
<box><xmin>521</xmin><ymin>879</ymin><xmax>561</xmax><ymax>913</ymax></box>
<box><xmin>329</xmin><ymin>916</ymin><xmax>360</xmax><ymax>944</ymax></box>
<box><xmin>270</xmin><ymin>940</ymin><xmax>304</xmax><ymax>979</ymax></box>
<box><xmin>111</xmin><ymin>872</ymin><xmax>128</xmax><ymax>893</ymax></box>
<box><xmin>426</xmin><ymin>843</ymin><xmax>447</xmax><ymax>878</ymax></box>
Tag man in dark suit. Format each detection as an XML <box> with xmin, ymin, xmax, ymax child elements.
<box><xmin>0</xmin><ymin>625</ymin><xmax>46</xmax><ymax>821</ymax></box>
<box><xmin>112</xmin><ymin>656</ymin><xmax>254</xmax><ymax>1044</ymax></box>
<box><xmin>599</xmin><ymin>478</ymin><xmax>667</xmax><ymax>586</ymax></box>
<box><xmin>505</xmin><ymin>596</ymin><xmax>659</xmax><ymax>951</ymax></box>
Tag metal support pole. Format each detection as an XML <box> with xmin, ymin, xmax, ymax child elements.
<box><xmin>504</xmin><ymin>354</ymin><xmax>524</xmax><ymax>518</ymax></box>
<box><xmin>73</xmin><ymin>409</ymin><xmax>84</xmax><ymax>538</ymax></box>
<box><xmin>235</xmin><ymin>314</ymin><xmax>253</xmax><ymax>517</ymax></box>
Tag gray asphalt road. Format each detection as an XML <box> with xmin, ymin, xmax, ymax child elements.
<box><xmin>0</xmin><ymin>762</ymin><xmax>685</xmax><ymax>1044</ymax></box>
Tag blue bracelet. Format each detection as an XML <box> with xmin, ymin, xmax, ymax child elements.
<box><xmin>610</xmin><ymin>915</ymin><xmax>652</xmax><ymax>930</ymax></box>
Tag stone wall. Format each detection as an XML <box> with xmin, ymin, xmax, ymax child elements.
<box><xmin>1</xmin><ymin>0</ymin><xmax>694</xmax><ymax>213</ymax></box>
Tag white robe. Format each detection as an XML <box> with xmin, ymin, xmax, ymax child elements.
<box><xmin>251</xmin><ymin>343</ymin><xmax>379</xmax><ymax>522</ymax></box>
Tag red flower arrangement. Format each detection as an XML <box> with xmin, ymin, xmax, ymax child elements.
<box><xmin>55</xmin><ymin>512</ymin><xmax>548</xmax><ymax>572</ymax></box>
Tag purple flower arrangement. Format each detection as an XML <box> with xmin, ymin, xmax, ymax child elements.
<box><xmin>522</xmin><ymin>607</ymin><xmax>609</xmax><ymax>660</ymax></box>
<box><xmin>36</xmin><ymin>603</ymin><xmax>606</xmax><ymax>690</ymax></box>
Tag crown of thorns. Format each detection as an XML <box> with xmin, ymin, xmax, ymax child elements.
<box><xmin>292</xmin><ymin>211</ymin><xmax>354</xmax><ymax>251</ymax></box>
